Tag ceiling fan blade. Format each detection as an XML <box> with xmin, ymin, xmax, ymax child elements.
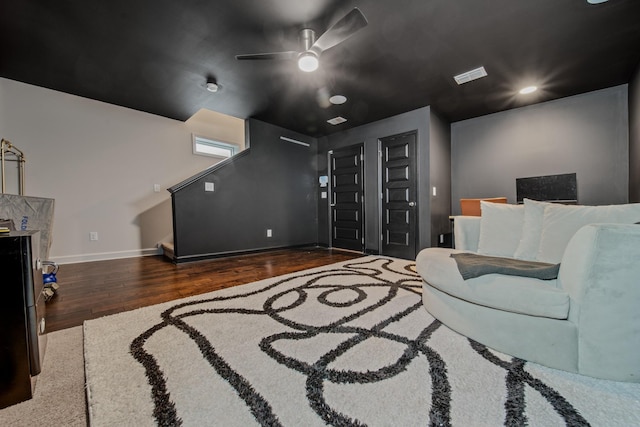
<box><xmin>235</xmin><ymin>51</ymin><xmax>298</xmax><ymax>61</ymax></box>
<box><xmin>312</xmin><ymin>8</ymin><xmax>368</xmax><ymax>53</ymax></box>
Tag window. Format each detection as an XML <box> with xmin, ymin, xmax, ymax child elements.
<box><xmin>192</xmin><ymin>135</ymin><xmax>238</xmax><ymax>159</ymax></box>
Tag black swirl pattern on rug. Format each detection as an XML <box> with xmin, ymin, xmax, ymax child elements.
<box><xmin>129</xmin><ymin>257</ymin><xmax>587</xmax><ymax>427</ymax></box>
<box><xmin>257</xmin><ymin>258</ymin><xmax>450</xmax><ymax>426</ymax></box>
<box><xmin>468</xmin><ymin>340</ymin><xmax>590</xmax><ymax>427</ymax></box>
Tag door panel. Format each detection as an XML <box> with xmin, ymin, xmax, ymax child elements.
<box><xmin>330</xmin><ymin>145</ymin><xmax>364</xmax><ymax>252</ymax></box>
<box><xmin>381</xmin><ymin>132</ymin><xmax>417</xmax><ymax>259</ymax></box>
<box><xmin>387</xmin><ymin>165</ymin><xmax>409</xmax><ymax>182</ymax></box>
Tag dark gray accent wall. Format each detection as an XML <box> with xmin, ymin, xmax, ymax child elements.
<box><xmin>630</xmin><ymin>64</ymin><xmax>640</xmax><ymax>203</ymax></box>
<box><xmin>318</xmin><ymin>106</ymin><xmax>451</xmax><ymax>256</ymax></box>
<box><xmin>451</xmin><ymin>85</ymin><xmax>629</xmax><ymax>214</ymax></box>
<box><xmin>429</xmin><ymin>110</ymin><xmax>452</xmax><ymax>247</ymax></box>
<box><xmin>170</xmin><ymin>119</ymin><xmax>318</xmax><ymax>261</ymax></box>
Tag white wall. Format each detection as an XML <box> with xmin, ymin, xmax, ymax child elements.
<box><xmin>0</xmin><ymin>78</ymin><xmax>245</xmax><ymax>263</ymax></box>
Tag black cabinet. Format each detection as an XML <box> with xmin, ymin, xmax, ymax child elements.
<box><xmin>0</xmin><ymin>231</ymin><xmax>47</xmax><ymax>409</ymax></box>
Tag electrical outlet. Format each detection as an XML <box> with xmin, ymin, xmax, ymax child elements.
<box><xmin>154</xmin><ymin>184</ymin><xmax>161</xmax><ymax>193</ymax></box>
<box><xmin>90</xmin><ymin>231</ymin><xmax>98</xmax><ymax>241</ymax></box>
<box><xmin>205</xmin><ymin>182</ymin><xmax>214</xmax><ymax>192</ymax></box>
<box><xmin>267</xmin><ymin>229</ymin><xmax>272</xmax><ymax>237</ymax></box>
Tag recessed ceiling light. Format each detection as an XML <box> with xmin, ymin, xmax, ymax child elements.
<box><xmin>587</xmin><ymin>0</ymin><xmax>608</xmax><ymax>4</ymax></box>
<box><xmin>519</xmin><ymin>86</ymin><xmax>538</xmax><ymax>95</ymax></box>
<box><xmin>329</xmin><ymin>95</ymin><xmax>347</xmax><ymax>105</ymax></box>
<box><xmin>327</xmin><ymin>116</ymin><xmax>347</xmax><ymax>125</ymax></box>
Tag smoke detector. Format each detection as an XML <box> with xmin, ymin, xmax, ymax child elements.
<box><xmin>205</xmin><ymin>77</ymin><xmax>219</xmax><ymax>92</ymax></box>
<box><xmin>206</xmin><ymin>82</ymin><xmax>218</xmax><ymax>92</ymax></box>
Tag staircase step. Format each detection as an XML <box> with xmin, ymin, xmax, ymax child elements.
<box><xmin>160</xmin><ymin>242</ymin><xmax>175</xmax><ymax>261</ymax></box>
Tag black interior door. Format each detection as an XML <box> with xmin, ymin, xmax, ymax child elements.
<box><xmin>381</xmin><ymin>132</ymin><xmax>417</xmax><ymax>259</ymax></box>
<box><xmin>330</xmin><ymin>145</ymin><xmax>364</xmax><ymax>252</ymax></box>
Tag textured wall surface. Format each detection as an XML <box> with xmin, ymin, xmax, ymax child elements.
<box><xmin>629</xmin><ymin>66</ymin><xmax>640</xmax><ymax>203</ymax></box>
<box><xmin>0</xmin><ymin>78</ymin><xmax>245</xmax><ymax>263</ymax></box>
<box><xmin>172</xmin><ymin>119</ymin><xmax>317</xmax><ymax>260</ymax></box>
<box><xmin>451</xmin><ymin>85</ymin><xmax>629</xmax><ymax>213</ymax></box>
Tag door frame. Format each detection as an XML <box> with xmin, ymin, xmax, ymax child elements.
<box><xmin>377</xmin><ymin>131</ymin><xmax>419</xmax><ymax>258</ymax></box>
<box><xmin>327</xmin><ymin>144</ymin><xmax>365</xmax><ymax>251</ymax></box>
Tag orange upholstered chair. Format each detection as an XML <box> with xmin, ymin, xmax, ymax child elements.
<box><xmin>460</xmin><ymin>197</ymin><xmax>508</xmax><ymax>216</ymax></box>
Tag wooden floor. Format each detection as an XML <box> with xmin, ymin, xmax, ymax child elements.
<box><xmin>45</xmin><ymin>247</ymin><xmax>364</xmax><ymax>332</ymax></box>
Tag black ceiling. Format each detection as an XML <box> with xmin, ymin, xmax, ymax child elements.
<box><xmin>2</xmin><ymin>0</ymin><xmax>640</xmax><ymax>137</ymax></box>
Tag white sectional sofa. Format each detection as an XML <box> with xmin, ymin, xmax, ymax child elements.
<box><xmin>416</xmin><ymin>199</ymin><xmax>640</xmax><ymax>382</ymax></box>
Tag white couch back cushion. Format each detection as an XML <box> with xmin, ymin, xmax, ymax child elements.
<box><xmin>477</xmin><ymin>201</ymin><xmax>524</xmax><ymax>257</ymax></box>
<box><xmin>537</xmin><ymin>203</ymin><xmax>640</xmax><ymax>263</ymax></box>
<box><xmin>514</xmin><ymin>199</ymin><xmax>554</xmax><ymax>261</ymax></box>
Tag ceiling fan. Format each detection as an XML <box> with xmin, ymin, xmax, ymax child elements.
<box><xmin>235</xmin><ymin>8</ymin><xmax>368</xmax><ymax>72</ymax></box>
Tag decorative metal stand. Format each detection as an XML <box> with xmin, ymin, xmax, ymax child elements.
<box><xmin>1</xmin><ymin>138</ymin><xmax>26</xmax><ymax>195</ymax></box>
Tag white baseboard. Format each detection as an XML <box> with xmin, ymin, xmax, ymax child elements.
<box><xmin>50</xmin><ymin>247</ymin><xmax>162</xmax><ymax>265</ymax></box>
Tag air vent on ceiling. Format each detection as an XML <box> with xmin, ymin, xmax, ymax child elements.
<box><xmin>327</xmin><ymin>116</ymin><xmax>347</xmax><ymax>125</ymax></box>
<box><xmin>454</xmin><ymin>66</ymin><xmax>488</xmax><ymax>85</ymax></box>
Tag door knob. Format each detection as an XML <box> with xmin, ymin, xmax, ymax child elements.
<box><xmin>408</xmin><ymin>201</ymin><xmax>416</xmax><ymax>207</ymax></box>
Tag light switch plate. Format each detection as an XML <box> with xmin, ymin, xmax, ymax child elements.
<box><xmin>205</xmin><ymin>182</ymin><xmax>214</xmax><ymax>192</ymax></box>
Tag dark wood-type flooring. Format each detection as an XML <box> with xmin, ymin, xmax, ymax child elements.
<box><xmin>45</xmin><ymin>247</ymin><xmax>364</xmax><ymax>332</ymax></box>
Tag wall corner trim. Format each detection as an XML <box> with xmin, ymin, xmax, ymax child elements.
<box><xmin>167</xmin><ymin>148</ymin><xmax>251</xmax><ymax>194</ymax></box>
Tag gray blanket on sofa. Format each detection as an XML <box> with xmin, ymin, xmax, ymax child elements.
<box><xmin>450</xmin><ymin>253</ymin><xmax>560</xmax><ymax>280</ymax></box>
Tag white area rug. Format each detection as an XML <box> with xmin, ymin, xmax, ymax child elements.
<box><xmin>84</xmin><ymin>256</ymin><xmax>640</xmax><ymax>426</ymax></box>
<box><xmin>0</xmin><ymin>326</ymin><xmax>86</xmax><ymax>427</ymax></box>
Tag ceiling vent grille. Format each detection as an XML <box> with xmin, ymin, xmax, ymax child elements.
<box><xmin>327</xmin><ymin>116</ymin><xmax>347</xmax><ymax>125</ymax></box>
<box><xmin>454</xmin><ymin>66</ymin><xmax>488</xmax><ymax>85</ymax></box>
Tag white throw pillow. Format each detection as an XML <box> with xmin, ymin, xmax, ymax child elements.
<box><xmin>514</xmin><ymin>199</ymin><xmax>554</xmax><ymax>261</ymax></box>
<box><xmin>477</xmin><ymin>201</ymin><xmax>524</xmax><ymax>257</ymax></box>
<box><xmin>537</xmin><ymin>203</ymin><xmax>640</xmax><ymax>263</ymax></box>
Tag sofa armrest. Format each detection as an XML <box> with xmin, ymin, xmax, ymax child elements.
<box><xmin>558</xmin><ymin>223</ymin><xmax>640</xmax><ymax>382</ymax></box>
<box><xmin>453</xmin><ymin>216</ymin><xmax>481</xmax><ymax>251</ymax></box>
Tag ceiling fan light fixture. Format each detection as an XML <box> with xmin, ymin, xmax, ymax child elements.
<box><xmin>298</xmin><ymin>51</ymin><xmax>319</xmax><ymax>72</ymax></box>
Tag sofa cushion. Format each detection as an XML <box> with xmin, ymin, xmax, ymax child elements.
<box><xmin>477</xmin><ymin>201</ymin><xmax>524</xmax><ymax>258</ymax></box>
<box><xmin>416</xmin><ymin>248</ymin><xmax>569</xmax><ymax>319</ymax></box>
<box><xmin>453</xmin><ymin>216</ymin><xmax>482</xmax><ymax>251</ymax></box>
<box><xmin>537</xmin><ymin>203</ymin><xmax>640</xmax><ymax>263</ymax></box>
<box><xmin>514</xmin><ymin>199</ymin><xmax>554</xmax><ymax>261</ymax></box>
